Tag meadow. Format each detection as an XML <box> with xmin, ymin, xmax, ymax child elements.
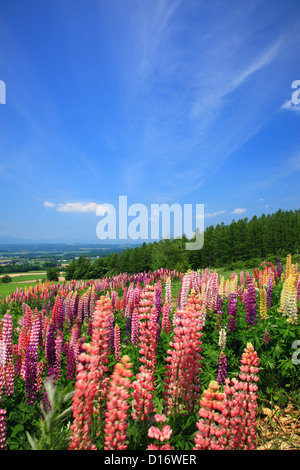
<box><xmin>0</xmin><ymin>254</ymin><xmax>299</xmax><ymax>450</ymax></box>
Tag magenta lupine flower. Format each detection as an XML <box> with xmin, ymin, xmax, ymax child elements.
<box><xmin>154</xmin><ymin>283</ymin><xmax>162</xmax><ymax>322</ymax></box>
<box><xmin>63</xmin><ymin>341</ymin><xmax>76</xmax><ymax>380</ymax></box>
<box><xmin>131</xmin><ymin>308</ymin><xmax>139</xmax><ymax>346</ymax></box>
<box><xmin>0</xmin><ymin>409</ymin><xmax>6</xmax><ymax>450</ymax></box>
<box><xmin>263</xmin><ymin>329</ymin><xmax>270</xmax><ymax>343</ymax></box>
<box><xmin>227</xmin><ymin>293</ymin><xmax>237</xmax><ymax>331</ymax></box>
<box><xmin>45</xmin><ymin>322</ymin><xmax>56</xmax><ymax>370</ymax></box>
<box><xmin>5</xmin><ymin>362</ymin><xmax>14</xmax><ymax>397</ymax></box>
<box><xmin>217</xmin><ymin>352</ymin><xmax>227</xmax><ymax>385</ymax></box>
<box><xmin>57</xmin><ymin>298</ymin><xmax>65</xmax><ymax>330</ymax></box>
<box><xmin>266</xmin><ymin>277</ymin><xmax>273</xmax><ymax>308</ymax></box>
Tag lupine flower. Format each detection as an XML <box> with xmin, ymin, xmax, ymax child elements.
<box><xmin>2</xmin><ymin>313</ymin><xmax>13</xmax><ymax>365</ymax></box>
<box><xmin>0</xmin><ymin>365</ymin><xmax>4</xmax><ymax>402</ymax></box>
<box><xmin>130</xmin><ymin>308</ymin><xmax>139</xmax><ymax>346</ymax></box>
<box><xmin>25</xmin><ymin>345</ymin><xmax>38</xmax><ymax>405</ymax></box>
<box><xmin>262</xmin><ymin>329</ymin><xmax>270</xmax><ymax>343</ymax></box>
<box><xmin>259</xmin><ymin>286</ymin><xmax>267</xmax><ymax>321</ymax></box>
<box><xmin>266</xmin><ymin>276</ymin><xmax>273</xmax><ymax>308</ymax></box>
<box><xmin>164</xmin><ymin>296</ymin><xmax>203</xmax><ymax>415</ymax></box>
<box><xmin>193</xmin><ymin>380</ymin><xmax>226</xmax><ymax>450</ymax></box>
<box><xmin>104</xmin><ymin>355</ymin><xmax>133</xmax><ymax>450</ymax></box>
<box><xmin>5</xmin><ymin>362</ymin><xmax>14</xmax><ymax>397</ymax></box>
<box><xmin>114</xmin><ymin>324</ymin><xmax>121</xmax><ymax>361</ymax></box>
<box><xmin>161</xmin><ymin>302</ymin><xmax>171</xmax><ymax>333</ymax></box>
<box><xmin>218</xmin><ymin>328</ymin><xmax>227</xmax><ymax>352</ymax></box>
<box><xmin>69</xmin><ymin>295</ymin><xmax>111</xmax><ymax>449</ymax></box>
<box><xmin>147</xmin><ymin>413</ymin><xmax>173</xmax><ymax>450</ymax></box>
<box><xmin>45</xmin><ymin>322</ymin><xmax>56</xmax><ymax>370</ymax></box>
<box><xmin>180</xmin><ymin>272</ymin><xmax>190</xmax><ymax>310</ymax></box>
<box><xmin>280</xmin><ymin>273</ymin><xmax>298</xmax><ymax>324</ymax></box>
<box><xmin>227</xmin><ymin>292</ymin><xmax>237</xmax><ymax>331</ymax></box>
<box><xmin>231</xmin><ymin>342</ymin><xmax>259</xmax><ymax>450</ymax></box>
<box><xmin>69</xmin><ymin>350</ymin><xmax>97</xmax><ymax>450</ymax></box>
<box><xmin>131</xmin><ymin>370</ymin><xmax>155</xmax><ymax>421</ymax></box>
<box><xmin>0</xmin><ymin>409</ymin><xmax>6</xmax><ymax>450</ymax></box>
<box><xmin>165</xmin><ymin>277</ymin><xmax>172</xmax><ymax>309</ymax></box>
<box><xmin>108</xmin><ymin>314</ymin><xmax>114</xmax><ymax>352</ymax></box>
<box><xmin>55</xmin><ymin>331</ymin><xmax>64</xmax><ymax>380</ymax></box>
<box><xmin>217</xmin><ymin>352</ymin><xmax>227</xmax><ymax>385</ymax></box>
<box><xmin>244</xmin><ymin>276</ymin><xmax>257</xmax><ymax>326</ymax></box>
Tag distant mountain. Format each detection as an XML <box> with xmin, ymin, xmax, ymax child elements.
<box><xmin>0</xmin><ymin>235</ymin><xmax>142</xmax><ymax>246</ymax></box>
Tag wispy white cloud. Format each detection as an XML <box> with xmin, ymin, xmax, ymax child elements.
<box><xmin>56</xmin><ymin>202</ymin><xmax>104</xmax><ymax>214</ymax></box>
<box><xmin>280</xmin><ymin>99</ymin><xmax>300</xmax><ymax>113</ymax></box>
<box><xmin>44</xmin><ymin>201</ymin><xmax>109</xmax><ymax>215</ymax></box>
<box><xmin>206</xmin><ymin>210</ymin><xmax>226</xmax><ymax>218</ymax></box>
<box><xmin>231</xmin><ymin>208</ymin><xmax>247</xmax><ymax>215</ymax></box>
<box><xmin>43</xmin><ymin>201</ymin><xmax>55</xmax><ymax>208</ymax></box>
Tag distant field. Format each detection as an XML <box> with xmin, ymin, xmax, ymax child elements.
<box><xmin>0</xmin><ymin>281</ymin><xmax>41</xmax><ymax>298</ymax></box>
<box><xmin>0</xmin><ymin>271</ymin><xmax>65</xmax><ymax>298</ymax></box>
<box><xmin>1</xmin><ymin>274</ymin><xmax>47</xmax><ymax>282</ymax></box>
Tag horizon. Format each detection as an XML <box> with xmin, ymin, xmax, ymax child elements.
<box><xmin>1</xmin><ymin>1</ymin><xmax>300</xmax><ymax>244</ymax></box>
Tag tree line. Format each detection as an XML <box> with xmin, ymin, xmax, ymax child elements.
<box><xmin>63</xmin><ymin>209</ymin><xmax>300</xmax><ymax>280</ymax></box>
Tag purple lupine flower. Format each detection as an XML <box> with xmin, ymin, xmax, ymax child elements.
<box><xmin>154</xmin><ymin>286</ymin><xmax>162</xmax><ymax>322</ymax></box>
<box><xmin>45</xmin><ymin>322</ymin><xmax>56</xmax><ymax>369</ymax></box>
<box><xmin>227</xmin><ymin>293</ymin><xmax>237</xmax><ymax>331</ymax></box>
<box><xmin>25</xmin><ymin>345</ymin><xmax>38</xmax><ymax>404</ymax></box>
<box><xmin>131</xmin><ymin>308</ymin><xmax>139</xmax><ymax>347</ymax></box>
<box><xmin>217</xmin><ymin>352</ymin><xmax>227</xmax><ymax>385</ymax></box>
<box><xmin>57</xmin><ymin>298</ymin><xmax>65</xmax><ymax>331</ymax></box>
<box><xmin>266</xmin><ymin>277</ymin><xmax>273</xmax><ymax>308</ymax></box>
<box><xmin>63</xmin><ymin>341</ymin><xmax>76</xmax><ymax>380</ymax></box>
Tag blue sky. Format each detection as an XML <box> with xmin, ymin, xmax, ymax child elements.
<box><xmin>0</xmin><ymin>0</ymin><xmax>299</xmax><ymax>243</ymax></box>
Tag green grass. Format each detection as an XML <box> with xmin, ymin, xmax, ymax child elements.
<box><xmin>5</xmin><ymin>274</ymin><xmax>47</xmax><ymax>282</ymax></box>
<box><xmin>0</xmin><ymin>281</ymin><xmax>42</xmax><ymax>298</ymax></box>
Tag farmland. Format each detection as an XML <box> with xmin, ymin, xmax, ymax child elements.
<box><xmin>0</xmin><ymin>253</ymin><xmax>299</xmax><ymax>450</ymax></box>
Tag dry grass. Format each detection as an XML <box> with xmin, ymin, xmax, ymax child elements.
<box><xmin>256</xmin><ymin>402</ymin><xmax>300</xmax><ymax>450</ymax></box>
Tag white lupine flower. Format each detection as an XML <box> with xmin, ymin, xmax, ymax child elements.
<box><xmin>218</xmin><ymin>328</ymin><xmax>227</xmax><ymax>351</ymax></box>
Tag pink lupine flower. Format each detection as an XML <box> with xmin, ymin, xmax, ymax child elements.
<box><xmin>114</xmin><ymin>324</ymin><xmax>121</xmax><ymax>361</ymax></box>
<box><xmin>193</xmin><ymin>381</ymin><xmax>226</xmax><ymax>450</ymax></box>
<box><xmin>69</xmin><ymin>296</ymin><xmax>111</xmax><ymax>450</ymax></box>
<box><xmin>131</xmin><ymin>308</ymin><xmax>139</xmax><ymax>346</ymax></box>
<box><xmin>104</xmin><ymin>355</ymin><xmax>133</xmax><ymax>450</ymax></box>
<box><xmin>163</xmin><ymin>292</ymin><xmax>203</xmax><ymax>415</ymax></box>
<box><xmin>0</xmin><ymin>409</ymin><xmax>6</xmax><ymax>450</ymax></box>
<box><xmin>147</xmin><ymin>413</ymin><xmax>173</xmax><ymax>450</ymax></box>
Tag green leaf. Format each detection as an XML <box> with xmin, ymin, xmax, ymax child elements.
<box><xmin>11</xmin><ymin>423</ymin><xmax>24</xmax><ymax>438</ymax></box>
